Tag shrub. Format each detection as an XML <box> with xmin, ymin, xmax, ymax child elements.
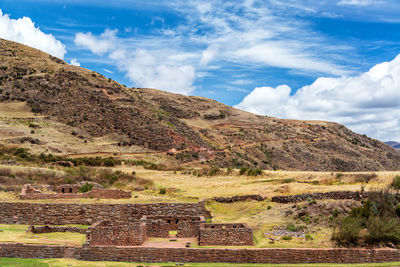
<box><xmin>391</xmin><ymin>176</ymin><xmax>400</xmax><ymax>190</ymax></box>
<box><xmin>305</xmin><ymin>233</ymin><xmax>313</xmax><ymax>240</ymax></box>
<box><xmin>282</xmin><ymin>235</ymin><xmax>292</xmax><ymax>240</ymax></box>
<box><xmin>239</xmin><ymin>168</ymin><xmax>248</xmax><ymax>175</ymax></box>
<box><xmin>366</xmin><ymin>217</ymin><xmax>400</xmax><ymax>245</ymax></box>
<box><xmin>78</xmin><ymin>182</ymin><xmax>94</xmax><ymax>193</ymax></box>
<box><xmin>332</xmin><ymin>216</ymin><xmax>362</xmax><ymax>246</ymax></box>
<box><xmin>282</xmin><ymin>178</ymin><xmax>295</xmax><ymax>183</ymax></box>
<box><xmin>333</xmin><ymin>188</ymin><xmax>400</xmax><ymax>246</ymax></box>
<box><xmin>159</xmin><ymin>188</ymin><xmax>166</xmax><ymax>195</ymax></box>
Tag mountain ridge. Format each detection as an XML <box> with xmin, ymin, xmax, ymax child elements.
<box><xmin>0</xmin><ymin>38</ymin><xmax>399</xmax><ymax>171</ymax></box>
<box><xmin>386</xmin><ymin>141</ymin><xmax>400</xmax><ymax>150</ymax></box>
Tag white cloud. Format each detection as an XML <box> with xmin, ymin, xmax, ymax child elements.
<box><xmin>102</xmin><ymin>68</ymin><xmax>114</xmax><ymax>74</ymax></box>
<box><xmin>73</xmin><ymin>0</ymin><xmax>353</xmax><ymax>95</ymax></box>
<box><xmin>235</xmin><ymin>54</ymin><xmax>400</xmax><ymax>142</ymax></box>
<box><xmin>0</xmin><ymin>9</ymin><xmax>66</xmax><ymax>59</ymax></box>
<box><xmin>119</xmin><ymin>49</ymin><xmax>196</xmax><ymax>94</ymax></box>
<box><xmin>75</xmin><ymin>30</ymin><xmax>198</xmax><ymax>94</ymax></box>
<box><xmin>75</xmin><ymin>29</ymin><xmax>117</xmax><ymax>55</ymax></box>
<box><xmin>70</xmin><ymin>58</ymin><xmax>80</xmax><ymax>66</ymax></box>
<box><xmin>337</xmin><ymin>0</ymin><xmax>381</xmax><ymax>6</ymax></box>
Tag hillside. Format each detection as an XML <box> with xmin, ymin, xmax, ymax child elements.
<box><xmin>0</xmin><ymin>38</ymin><xmax>400</xmax><ymax>171</ymax></box>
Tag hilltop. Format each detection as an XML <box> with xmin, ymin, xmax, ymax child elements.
<box><xmin>0</xmin><ymin>38</ymin><xmax>399</xmax><ymax>171</ymax></box>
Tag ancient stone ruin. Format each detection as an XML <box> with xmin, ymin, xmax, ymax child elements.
<box><xmin>19</xmin><ymin>183</ymin><xmax>131</xmax><ymax>200</ymax></box>
<box><xmin>84</xmin><ymin>216</ymin><xmax>253</xmax><ymax>247</ymax></box>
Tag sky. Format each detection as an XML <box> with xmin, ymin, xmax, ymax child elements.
<box><xmin>0</xmin><ymin>0</ymin><xmax>400</xmax><ymax>142</ymax></box>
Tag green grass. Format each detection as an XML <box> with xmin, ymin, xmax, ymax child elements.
<box><xmin>2</xmin><ymin>258</ymin><xmax>400</xmax><ymax>267</ymax></box>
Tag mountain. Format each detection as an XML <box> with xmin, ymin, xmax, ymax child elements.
<box><xmin>386</xmin><ymin>141</ymin><xmax>400</xmax><ymax>150</ymax></box>
<box><xmin>1</xmin><ymin>38</ymin><xmax>400</xmax><ymax>171</ymax></box>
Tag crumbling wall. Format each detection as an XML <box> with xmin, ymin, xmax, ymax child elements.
<box><xmin>27</xmin><ymin>225</ymin><xmax>87</xmax><ymax>234</ymax></box>
<box><xmin>271</xmin><ymin>191</ymin><xmax>367</xmax><ymax>203</ymax></box>
<box><xmin>19</xmin><ymin>187</ymin><xmax>131</xmax><ymax>200</ymax></box>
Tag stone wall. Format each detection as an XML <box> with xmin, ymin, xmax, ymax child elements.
<box><xmin>0</xmin><ymin>201</ymin><xmax>211</xmax><ymax>225</ymax></box>
<box><xmin>199</xmin><ymin>223</ymin><xmax>254</xmax><ymax>246</ymax></box>
<box><xmin>27</xmin><ymin>225</ymin><xmax>87</xmax><ymax>234</ymax></box>
<box><xmin>19</xmin><ymin>188</ymin><xmax>131</xmax><ymax>200</ymax></box>
<box><xmin>85</xmin><ymin>220</ymin><xmax>146</xmax><ymax>246</ymax></box>
<box><xmin>3</xmin><ymin>243</ymin><xmax>400</xmax><ymax>264</ymax></box>
<box><xmin>56</xmin><ymin>184</ymin><xmax>80</xmax><ymax>194</ymax></box>
<box><xmin>143</xmin><ymin>216</ymin><xmax>205</xmax><ymax>238</ymax></box>
<box><xmin>212</xmin><ymin>194</ymin><xmax>265</xmax><ymax>203</ymax></box>
<box><xmin>143</xmin><ymin>217</ymin><xmax>170</xmax><ymax>238</ymax></box>
<box><xmin>271</xmin><ymin>191</ymin><xmax>367</xmax><ymax>203</ymax></box>
<box><xmin>177</xmin><ymin>220</ymin><xmax>202</xmax><ymax>238</ymax></box>
<box><xmin>0</xmin><ymin>243</ymin><xmax>68</xmax><ymax>259</ymax></box>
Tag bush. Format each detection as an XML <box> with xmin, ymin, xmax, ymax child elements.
<box><xmin>282</xmin><ymin>236</ymin><xmax>292</xmax><ymax>240</ymax></box>
<box><xmin>159</xmin><ymin>188</ymin><xmax>166</xmax><ymax>195</ymax></box>
<box><xmin>305</xmin><ymin>233</ymin><xmax>313</xmax><ymax>240</ymax></box>
<box><xmin>78</xmin><ymin>182</ymin><xmax>94</xmax><ymax>193</ymax></box>
<box><xmin>239</xmin><ymin>168</ymin><xmax>248</xmax><ymax>175</ymax></box>
<box><xmin>239</xmin><ymin>167</ymin><xmax>263</xmax><ymax>176</ymax></box>
<box><xmin>391</xmin><ymin>176</ymin><xmax>400</xmax><ymax>190</ymax></box>
<box><xmin>332</xmin><ymin>216</ymin><xmax>362</xmax><ymax>246</ymax></box>
<box><xmin>333</xmin><ymin>188</ymin><xmax>400</xmax><ymax>246</ymax></box>
<box><xmin>366</xmin><ymin>217</ymin><xmax>400</xmax><ymax>245</ymax></box>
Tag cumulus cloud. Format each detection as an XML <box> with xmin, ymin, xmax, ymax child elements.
<box><xmin>75</xmin><ymin>29</ymin><xmax>117</xmax><ymax>55</ymax></box>
<box><xmin>70</xmin><ymin>58</ymin><xmax>80</xmax><ymax>66</ymax></box>
<box><xmin>0</xmin><ymin>9</ymin><xmax>66</xmax><ymax>59</ymax></box>
<box><xmin>235</xmin><ymin>54</ymin><xmax>400</xmax><ymax>142</ymax></box>
<box><xmin>75</xmin><ymin>30</ymin><xmax>197</xmax><ymax>94</ymax></box>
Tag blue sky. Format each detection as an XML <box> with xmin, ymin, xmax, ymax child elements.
<box><xmin>1</xmin><ymin>0</ymin><xmax>400</xmax><ymax>141</ymax></box>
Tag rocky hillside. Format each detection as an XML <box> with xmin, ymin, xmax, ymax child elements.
<box><xmin>1</xmin><ymin>38</ymin><xmax>399</xmax><ymax>171</ymax></box>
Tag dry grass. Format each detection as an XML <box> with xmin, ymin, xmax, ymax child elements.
<box><xmin>0</xmin><ymin>224</ymin><xmax>86</xmax><ymax>246</ymax></box>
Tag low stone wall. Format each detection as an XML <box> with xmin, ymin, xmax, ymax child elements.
<box><xmin>199</xmin><ymin>223</ymin><xmax>254</xmax><ymax>246</ymax></box>
<box><xmin>0</xmin><ymin>201</ymin><xmax>211</xmax><ymax>225</ymax></box>
<box><xmin>77</xmin><ymin>246</ymin><xmax>400</xmax><ymax>264</ymax></box>
<box><xmin>19</xmin><ymin>188</ymin><xmax>131</xmax><ymax>200</ymax></box>
<box><xmin>0</xmin><ymin>243</ymin><xmax>69</xmax><ymax>259</ymax></box>
<box><xmin>27</xmin><ymin>225</ymin><xmax>87</xmax><ymax>234</ymax></box>
<box><xmin>86</xmin><ymin>220</ymin><xmax>146</xmax><ymax>246</ymax></box>
<box><xmin>2</xmin><ymin>243</ymin><xmax>400</xmax><ymax>264</ymax></box>
<box><xmin>271</xmin><ymin>191</ymin><xmax>367</xmax><ymax>203</ymax></box>
<box><xmin>212</xmin><ymin>194</ymin><xmax>265</xmax><ymax>203</ymax></box>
